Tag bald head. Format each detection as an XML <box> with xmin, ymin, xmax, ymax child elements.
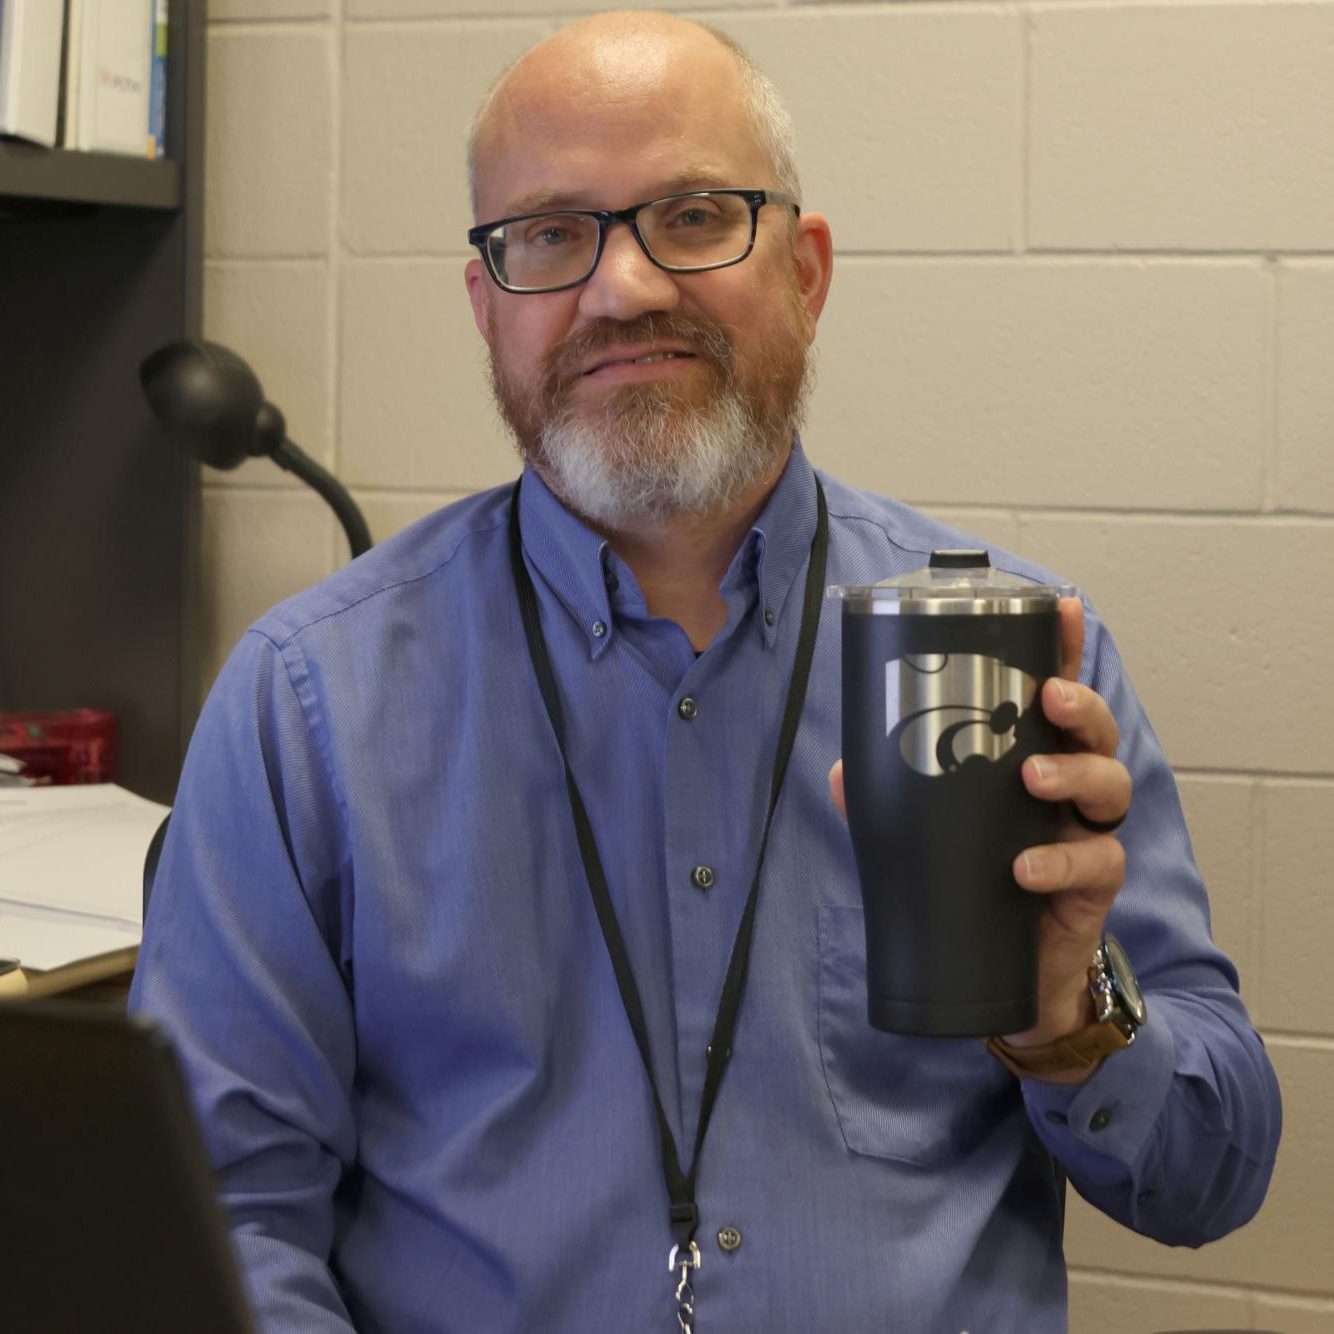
<box><xmin>467</xmin><ymin>12</ymin><xmax>799</xmax><ymax>217</ymax></box>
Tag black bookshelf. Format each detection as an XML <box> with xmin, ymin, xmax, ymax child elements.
<box><xmin>0</xmin><ymin>141</ymin><xmax>182</xmax><ymax>211</ymax></box>
<box><xmin>0</xmin><ymin>0</ymin><xmax>205</xmax><ymax>804</ymax></box>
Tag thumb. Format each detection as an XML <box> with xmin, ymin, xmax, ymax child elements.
<box><xmin>829</xmin><ymin>760</ymin><xmax>847</xmax><ymax>821</ymax></box>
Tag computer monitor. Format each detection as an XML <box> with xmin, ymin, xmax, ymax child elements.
<box><xmin>0</xmin><ymin>1000</ymin><xmax>255</xmax><ymax>1333</ymax></box>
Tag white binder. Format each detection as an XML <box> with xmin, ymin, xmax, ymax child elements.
<box><xmin>0</xmin><ymin>0</ymin><xmax>66</xmax><ymax>148</ymax></box>
<box><xmin>70</xmin><ymin>0</ymin><xmax>153</xmax><ymax>156</ymax></box>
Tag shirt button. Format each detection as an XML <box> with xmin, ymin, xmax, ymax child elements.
<box><xmin>1089</xmin><ymin>1107</ymin><xmax>1113</xmax><ymax>1132</ymax></box>
<box><xmin>677</xmin><ymin>697</ymin><xmax>698</xmax><ymax>721</ymax></box>
<box><xmin>591</xmin><ymin>620</ymin><xmax>607</xmax><ymax>638</ymax></box>
<box><xmin>691</xmin><ymin>865</ymin><xmax>715</xmax><ymax>891</ymax></box>
<box><xmin>717</xmin><ymin>1225</ymin><xmax>742</xmax><ymax>1253</ymax></box>
<box><xmin>764</xmin><ymin>608</ymin><xmax>776</xmax><ymax>627</ymax></box>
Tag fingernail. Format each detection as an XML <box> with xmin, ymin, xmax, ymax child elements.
<box><xmin>1029</xmin><ymin>756</ymin><xmax>1049</xmax><ymax>782</ymax></box>
<box><xmin>1056</xmin><ymin>679</ymin><xmax>1073</xmax><ymax>704</ymax></box>
<box><xmin>1022</xmin><ymin>850</ymin><xmax>1046</xmax><ymax>881</ymax></box>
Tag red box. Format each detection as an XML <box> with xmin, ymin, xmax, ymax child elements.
<box><xmin>0</xmin><ymin>709</ymin><xmax>118</xmax><ymax>785</ymax></box>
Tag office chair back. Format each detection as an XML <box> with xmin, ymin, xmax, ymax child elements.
<box><xmin>142</xmin><ymin>811</ymin><xmax>171</xmax><ymax>916</ymax></box>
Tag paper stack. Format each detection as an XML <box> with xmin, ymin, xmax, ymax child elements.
<box><xmin>0</xmin><ymin>783</ymin><xmax>170</xmax><ymax>998</ymax></box>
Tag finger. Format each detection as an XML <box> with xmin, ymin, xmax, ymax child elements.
<box><xmin>1013</xmin><ymin>833</ymin><xmax>1126</xmax><ymax>897</ymax></box>
<box><xmin>1023</xmin><ymin>751</ymin><xmax>1132</xmax><ymax>827</ymax></box>
<box><xmin>1040</xmin><ymin>676</ymin><xmax>1120</xmax><ymax>757</ymax></box>
<box><xmin>829</xmin><ymin>760</ymin><xmax>847</xmax><ymax>821</ymax></box>
<box><xmin>1058</xmin><ymin>596</ymin><xmax>1084</xmax><ymax>681</ymax></box>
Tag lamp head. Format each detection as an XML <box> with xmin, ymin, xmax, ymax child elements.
<box><xmin>139</xmin><ymin>338</ymin><xmax>374</xmax><ymax>561</ymax></box>
<box><xmin>139</xmin><ymin>339</ymin><xmax>277</xmax><ymax>470</ymax></box>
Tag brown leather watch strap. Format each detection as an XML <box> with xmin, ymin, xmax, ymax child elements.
<box><xmin>985</xmin><ymin>1020</ymin><xmax>1132</xmax><ymax>1083</ymax></box>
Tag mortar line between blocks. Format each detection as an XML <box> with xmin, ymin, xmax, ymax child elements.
<box><xmin>1254</xmin><ymin>1031</ymin><xmax>1334</xmax><ymax>1053</ymax></box>
<box><xmin>1015</xmin><ymin>3</ymin><xmax>1030</xmax><ymax>257</ymax></box>
<box><xmin>1174</xmin><ymin>768</ymin><xmax>1334</xmax><ymax>785</ymax></box>
<box><xmin>329</xmin><ymin>0</ymin><xmax>346</xmax><ymax>567</ymax></box>
<box><xmin>1263</xmin><ymin>257</ymin><xmax>1281</xmax><ymax>514</ymax></box>
<box><xmin>1249</xmin><ymin>777</ymin><xmax>1266</xmax><ymax>1031</ymax></box>
<box><xmin>923</xmin><ymin>505</ymin><xmax>1334</xmax><ymax>524</ymax></box>
<box><xmin>1065</xmin><ymin>1264</ymin><xmax>1309</xmax><ymax>1301</ymax></box>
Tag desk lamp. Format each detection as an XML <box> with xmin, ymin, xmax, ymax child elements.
<box><xmin>140</xmin><ymin>339</ymin><xmax>372</xmax><ymax>559</ymax></box>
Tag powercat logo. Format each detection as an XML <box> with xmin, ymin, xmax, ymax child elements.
<box><xmin>886</xmin><ymin>653</ymin><xmax>1039</xmax><ymax>778</ymax></box>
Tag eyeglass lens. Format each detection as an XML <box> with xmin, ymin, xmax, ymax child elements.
<box><xmin>485</xmin><ymin>193</ymin><xmax>755</xmax><ymax>292</ymax></box>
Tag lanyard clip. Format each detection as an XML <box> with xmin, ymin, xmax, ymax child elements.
<box><xmin>668</xmin><ymin>1240</ymin><xmax>701</xmax><ymax>1275</ymax></box>
<box><xmin>668</xmin><ymin>1240</ymin><xmax>701</xmax><ymax>1333</ymax></box>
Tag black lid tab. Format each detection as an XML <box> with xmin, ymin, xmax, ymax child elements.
<box><xmin>928</xmin><ymin>549</ymin><xmax>991</xmax><ymax>570</ymax></box>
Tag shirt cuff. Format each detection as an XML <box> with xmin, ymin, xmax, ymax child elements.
<box><xmin>1021</xmin><ymin>1015</ymin><xmax>1176</xmax><ymax>1184</ymax></box>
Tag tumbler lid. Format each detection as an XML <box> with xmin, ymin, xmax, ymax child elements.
<box><xmin>830</xmin><ymin>548</ymin><xmax>1073</xmax><ymax>614</ymax></box>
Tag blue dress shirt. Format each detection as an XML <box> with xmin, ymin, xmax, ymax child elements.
<box><xmin>132</xmin><ymin>443</ymin><xmax>1281</xmax><ymax>1333</ymax></box>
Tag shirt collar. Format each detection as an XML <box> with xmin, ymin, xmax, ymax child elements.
<box><xmin>516</xmin><ymin>439</ymin><xmax>819</xmax><ymax>658</ymax></box>
<box><xmin>735</xmin><ymin>439</ymin><xmax>818</xmax><ymax>649</ymax></box>
<box><xmin>516</xmin><ymin>468</ymin><xmax>619</xmax><ymax>659</ymax></box>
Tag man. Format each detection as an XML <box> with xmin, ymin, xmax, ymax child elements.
<box><xmin>132</xmin><ymin>12</ymin><xmax>1281</xmax><ymax>1332</ymax></box>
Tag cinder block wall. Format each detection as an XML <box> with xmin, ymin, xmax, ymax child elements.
<box><xmin>201</xmin><ymin>2</ymin><xmax>1334</xmax><ymax>1328</ymax></box>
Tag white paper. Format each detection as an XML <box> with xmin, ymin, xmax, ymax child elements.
<box><xmin>0</xmin><ymin>904</ymin><xmax>141</xmax><ymax>972</ymax></box>
<box><xmin>0</xmin><ymin>783</ymin><xmax>169</xmax><ymax>967</ymax></box>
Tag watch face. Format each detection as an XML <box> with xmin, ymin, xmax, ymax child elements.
<box><xmin>1104</xmin><ymin>935</ymin><xmax>1147</xmax><ymax>1026</ymax></box>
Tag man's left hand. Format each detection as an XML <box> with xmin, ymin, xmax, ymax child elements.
<box><xmin>827</xmin><ymin>596</ymin><xmax>1133</xmax><ymax>1051</ymax></box>
<box><xmin>1001</xmin><ymin>596</ymin><xmax>1131</xmax><ymax>1047</ymax></box>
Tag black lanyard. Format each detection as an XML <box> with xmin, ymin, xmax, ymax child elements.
<box><xmin>508</xmin><ymin>474</ymin><xmax>828</xmax><ymax>1249</ymax></box>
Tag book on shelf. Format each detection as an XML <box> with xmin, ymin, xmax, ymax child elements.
<box><xmin>0</xmin><ymin>0</ymin><xmax>67</xmax><ymax>148</ymax></box>
<box><xmin>58</xmin><ymin>0</ymin><xmax>82</xmax><ymax>147</ymax></box>
<box><xmin>148</xmin><ymin>0</ymin><xmax>166</xmax><ymax>158</ymax></box>
<box><xmin>76</xmin><ymin>0</ymin><xmax>153</xmax><ymax>156</ymax></box>
<box><xmin>57</xmin><ymin>0</ymin><xmax>161</xmax><ymax>158</ymax></box>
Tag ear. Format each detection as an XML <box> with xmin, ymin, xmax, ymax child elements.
<box><xmin>791</xmin><ymin>212</ymin><xmax>834</xmax><ymax>337</ymax></box>
<box><xmin>465</xmin><ymin>258</ymin><xmax>493</xmax><ymax>343</ymax></box>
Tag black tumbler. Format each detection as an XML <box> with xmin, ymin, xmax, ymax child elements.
<box><xmin>831</xmin><ymin>550</ymin><xmax>1068</xmax><ymax>1037</ymax></box>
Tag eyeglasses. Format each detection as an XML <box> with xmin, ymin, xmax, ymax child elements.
<box><xmin>467</xmin><ymin>188</ymin><xmax>801</xmax><ymax>295</ymax></box>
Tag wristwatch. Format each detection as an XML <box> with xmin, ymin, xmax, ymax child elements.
<box><xmin>985</xmin><ymin>935</ymin><xmax>1147</xmax><ymax>1082</ymax></box>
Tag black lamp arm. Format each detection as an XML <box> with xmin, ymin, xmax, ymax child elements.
<box><xmin>272</xmin><ymin>439</ymin><xmax>372</xmax><ymax>559</ymax></box>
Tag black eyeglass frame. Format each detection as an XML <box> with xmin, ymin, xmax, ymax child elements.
<box><xmin>467</xmin><ymin>188</ymin><xmax>802</xmax><ymax>295</ymax></box>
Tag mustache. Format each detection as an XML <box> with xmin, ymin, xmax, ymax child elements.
<box><xmin>541</xmin><ymin>313</ymin><xmax>736</xmax><ymax>399</ymax></box>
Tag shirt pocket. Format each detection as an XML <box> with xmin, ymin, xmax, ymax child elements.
<box><xmin>816</xmin><ymin>902</ymin><xmax>1014</xmax><ymax>1167</ymax></box>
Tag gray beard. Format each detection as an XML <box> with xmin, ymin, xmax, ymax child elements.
<box><xmin>533</xmin><ymin>381</ymin><xmax>792</xmax><ymax>530</ymax></box>
<box><xmin>487</xmin><ymin>306</ymin><xmax>813</xmax><ymax>531</ymax></box>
